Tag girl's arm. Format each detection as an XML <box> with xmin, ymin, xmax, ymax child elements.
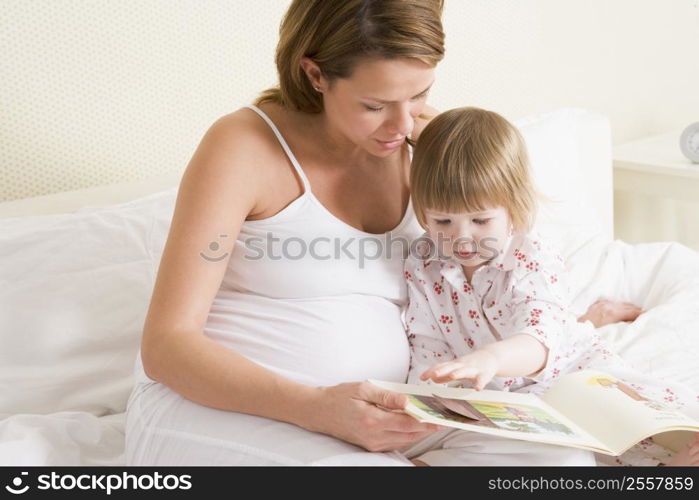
<box><xmin>480</xmin><ymin>333</ymin><xmax>547</xmax><ymax>378</ymax></box>
<box><xmin>419</xmin><ymin>334</ymin><xmax>547</xmax><ymax>389</ymax></box>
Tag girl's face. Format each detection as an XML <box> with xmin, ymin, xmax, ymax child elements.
<box><xmin>319</xmin><ymin>57</ymin><xmax>435</xmax><ymax>157</ymax></box>
<box><xmin>424</xmin><ymin>206</ymin><xmax>512</xmax><ymax>276</ymax></box>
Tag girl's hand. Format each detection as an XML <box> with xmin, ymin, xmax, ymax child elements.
<box><xmin>419</xmin><ymin>350</ymin><xmax>499</xmax><ymax>390</ymax></box>
<box><xmin>305</xmin><ymin>381</ymin><xmax>444</xmax><ymax>452</ymax></box>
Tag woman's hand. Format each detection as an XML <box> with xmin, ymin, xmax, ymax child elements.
<box><xmin>304</xmin><ymin>381</ymin><xmax>444</xmax><ymax>452</ymax></box>
<box><xmin>419</xmin><ymin>350</ymin><xmax>499</xmax><ymax>390</ymax></box>
<box><xmin>578</xmin><ymin>299</ymin><xmax>643</xmax><ymax>328</ymax></box>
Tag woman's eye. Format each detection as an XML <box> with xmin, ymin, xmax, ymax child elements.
<box><xmin>411</xmin><ymin>92</ymin><xmax>429</xmax><ymax>102</ymax></box>
<box><xmin>364</xmin><ymin>104</ymin><xmax>383</xmax><ymax>112</ymax></box>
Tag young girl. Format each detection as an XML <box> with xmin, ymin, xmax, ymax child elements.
<box><xmin>404</xmin><ymin>107</ymin><xmax>699</xmax><ymax>466</ymax></box>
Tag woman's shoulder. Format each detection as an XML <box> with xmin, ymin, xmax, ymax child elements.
<box><xmin>211</xmin><ymin>104</ymin><xmax>283</xmax><ymax>150</ymax></box>
<box><xmin>202</xmin><ymin>104</ymin><xmax>297</xmax><ymax>179</ymax></box>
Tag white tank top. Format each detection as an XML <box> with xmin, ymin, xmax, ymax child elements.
<box><xmin>135</xmin><ymin>104</ymin><xmax>423</xmax><ymax>387</ymax></box>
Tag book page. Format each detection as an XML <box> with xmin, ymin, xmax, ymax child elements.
<box><xmin>370</xmin><ymin>379</ymin><xmax>611</xmax><ymax>453</ymax></box>
<box><xmin>541</xmin><ymin>370</ymin><xmax>699</xmax><ymax>455</ymax></box>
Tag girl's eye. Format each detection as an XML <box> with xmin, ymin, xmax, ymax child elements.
<box><xmin>364</xmin><ymin>104</ymin><xmax>383</xmax><ymax>112</ymax></box>
<box><xmin>473</xmin><ymin>219</ymin><xmax>490</xmax><ymax>225</ymax></box>
<box><xmin>435</xmin><ymin>219</ymin><xmax>451</xmax><ymax>225</ymax></box>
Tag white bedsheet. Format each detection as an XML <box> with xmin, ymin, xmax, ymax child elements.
<box><xmin>0</xmin><ymin>412</ymin><xmax>125</xmax><ymax>466</ymax></box>
<box><xmin>1</xmin><ymin>236</ymin><xmax>697</xmax><ymax>466</ymax></box>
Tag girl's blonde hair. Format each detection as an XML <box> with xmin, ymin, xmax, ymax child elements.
<box><xmin>255</xmin><ymin>0</ymin><xmax>445</xmax><ymax>113</ymax></box>
<box><xmin>411</xmin><ymin>107</ymin><xmax>537</xmax><ymax>232</ymax></box>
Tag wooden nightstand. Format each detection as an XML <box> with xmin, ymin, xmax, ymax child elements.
<box><xmin>613</xmin><ymin>131</ymin><xmax>699</xmax><ymax>251</ymax></box>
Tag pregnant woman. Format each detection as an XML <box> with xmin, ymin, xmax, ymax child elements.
<box><xmin>125</xmin><ymin>0</ymin><xmax>638</xmax><ymax>465</ymax></box>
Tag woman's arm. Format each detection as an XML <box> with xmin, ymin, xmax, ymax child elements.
<box><xmin>141</xmin><ymin>110</ymin><xmax>440</xmax><ymax>451</ymax></box>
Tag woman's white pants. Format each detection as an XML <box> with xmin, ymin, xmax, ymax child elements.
<box><xmin>125</xmin><ymin>382</ymin><xmax>595</xmax><ymax>466</ymax></box>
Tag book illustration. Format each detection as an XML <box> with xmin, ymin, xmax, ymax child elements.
<box><xmin>409</xmin><ymin>395</ymin><xmax>496</xmax><ymax>427</ymax></box>
<box><xmin>587</xmin><ymin>374</ymin><xmax>667</xmax><ymax>412</ymax></box>
<box><xmin>587</xmin><ymin>374</ymin><xmax>646</xmax><ymax>401</ymax></box>
<box><xmin>410</xmin><ymin>394</ymin><xmax>576</xmax><ymax>437</ymax></box>
<box><xmin>471</xmin><ymin>401</ymin><xmax>577</xmax><ymax>437</ymax></box>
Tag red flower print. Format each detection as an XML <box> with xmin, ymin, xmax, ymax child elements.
<box><xmin>463</xmin><ymin>282</ymin><xmax>472</xmax><ymax>293</ymax></box>
<box><xmin>468</xmin><ymin>310</ymin><xmax>480</xmax><ymax>319</ymax></box>
<box><xmin>423</xmin><ymin>261</ymin><xmax>431</xmax><ymax>268</ymax></box>
<box><xmin>550</xmin><ymin>275</ymin><xmax>558</xmax><ymax>284</ymax></box>
<box><xmin>439</xmin><ymin>314</ymin><xmax>453</xmax><ymax>325</ymax></box>
<box><xmin>504</xmin><ymin>379</ymin><xmax>514</xmax><ymax>387</ymax></box>
<box><xmin>514</xmin><ymin>249</ymin><xmax>528</xmax><ymax>262</ymax></box>
<box><xmin>525</xmin><ymin>261</ymin><xmax>540</xmax><ymax>272</ymax></box>
<box><xmin>404</xmin><ymin>271</ymin><xmax>412</xmax><ymax>281</ymax></box>
<box><xmin>663</xmin><ymin>388</ymin><xmax>676</xmax><ymax>403</ymax></box>
<box><xmin>466</xmin><ymin>337</ymin><xmax>475</xmax><ymax>348</ymax></box>
<box><xmin>451</xmin><ymin>291</ymin><xmax>459</xmax><ymax>306</ymax></box>
<box><xmin>434</xmin><ymin>282</ymin><xmax>443</xmax><ymax>295</ymax></box>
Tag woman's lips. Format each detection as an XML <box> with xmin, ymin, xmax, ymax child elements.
<box><xmin>376</xmin><ymin>137</ymin><xmax>405</xmax><ymax>149</ymax></box>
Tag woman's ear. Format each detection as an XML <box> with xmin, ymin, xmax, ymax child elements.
<box><xmin>300</xmin><ymin>57</ymin><xmax>326</xmax><ymax>92</ymax></box>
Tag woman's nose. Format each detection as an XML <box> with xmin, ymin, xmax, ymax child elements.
<box><xmin>386</xmin><ymin>105</ymin><xmax>414</xmax><ymax>137</ymax></box>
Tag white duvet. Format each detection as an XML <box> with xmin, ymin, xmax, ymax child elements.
<box><xmin>2</xmin><ymin>235</ymin><xmax>698</xmax><ymax>466</ymax></box>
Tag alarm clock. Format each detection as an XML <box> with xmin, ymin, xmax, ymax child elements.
<box><xmin>680</xmin><ymin>122</ymin><xmax>699</xmax><ymax>163</ymax></box>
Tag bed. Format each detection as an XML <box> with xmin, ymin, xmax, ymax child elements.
<box><xmin>2</xmin><ymin>107</ymin><xmax>698</xmax><ymax>466</ymax></box>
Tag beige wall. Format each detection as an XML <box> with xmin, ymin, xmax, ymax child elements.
<box><xmin>434</xmin><ymin>0</ymin><xmax>699</xmax><ymax>145</ymax></box>
<box><xmin>2</xmin><ymin>0</ymin><xmax>698</xmax><ymax>201</ymax></box>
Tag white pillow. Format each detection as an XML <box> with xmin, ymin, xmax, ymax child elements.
<box><xmin>515</xmin><ymin>108</ymin><xmax>613</xmax><ymax>256</ymax></box>
<box><xmin>0</xmin><ymin>187</ymin><xmax>177</xmax><ymax>416</ymax></box>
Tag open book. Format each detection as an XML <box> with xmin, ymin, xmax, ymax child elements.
<box><xmin>370</xmin><ymin>370</ymin><xmax>699</xmax><ymax>456</ymax></box>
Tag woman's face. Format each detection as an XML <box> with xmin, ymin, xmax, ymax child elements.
<box><xmin>319</xmin><ymin>58</ymin><xmax>435</xmax><ymax>157</ymax></box>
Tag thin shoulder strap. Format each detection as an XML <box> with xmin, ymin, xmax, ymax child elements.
<box><xmin>245</xmin><ymin>104</ymin><xmax>311</xmax><ymax>192</ymax></box>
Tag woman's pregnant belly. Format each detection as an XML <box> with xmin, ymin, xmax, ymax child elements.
<box><xmin>204</xmin><ymin>291</ymin><xmax>411</xmax><ymax>387</ymax></box>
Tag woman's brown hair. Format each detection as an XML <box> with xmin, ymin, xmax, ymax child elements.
<box><xmin>255</xmin><ymin>0</ymin><xmax>445</xmax><ymax>113</ymax></box>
